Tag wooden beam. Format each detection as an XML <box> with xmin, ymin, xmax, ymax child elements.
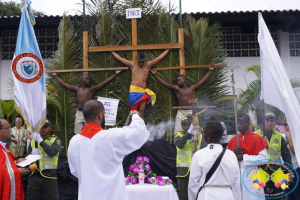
<box><xmin>172</xmin><ymin>106</ymin><xmax>216</xmax><ymax>110</ymax></box>
<box><xmin>152</xmin><ymin>64</ymin><xmax>227</xmax><ymax>71</ymax></box>
<box><xmin>45</xmin><ymin>67</ymin><xmax>129</xmax><ymax>73</ymax></box>
<box><xmin>132</xmin><ymin>18</ymin><xmax>137</xmax><ymax>61</ymax></box>
<box><xmin>83</xmin><ymin>31</ymin><xmax>89</xmax><ymax>75</ymax></box>
<box><xmin>178</xmin><ymin>28</ymin><xmax>186</xmax><ymax>75</ymax></box>
<box><xmin>88</xmin><ymin>43</ymin><xmax>183</xmax><ymax>52</ymax></box>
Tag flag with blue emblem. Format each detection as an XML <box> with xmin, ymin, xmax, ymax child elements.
<box><xmin>11</xmin><ymin>0</ymin><xmax>46</xmax><ymax>132</ymax></box>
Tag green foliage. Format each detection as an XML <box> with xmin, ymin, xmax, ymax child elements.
<box><xmin>0</xmin><ymin>1</ymin><xmax>45</xmax><ymax>16</ymax></box>
<box><xmin>0</xmin><ymin>99</ymin><xmax>19</xmax><ymax>126</ymax></box>
<box><xmin>46</xmin><ymin>14</ymin><xmax>82</xmax><ymax>155</ymax></box>
<box><xmin>46</xmin><ymin>0</ymin><xmax>228</xmax><ymax>146</ymax></box>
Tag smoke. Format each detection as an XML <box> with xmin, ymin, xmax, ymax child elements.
<box><xmin>146</xmin><ymin>120</ymin><xmax>174</xmax><ymax>141</ymax></box>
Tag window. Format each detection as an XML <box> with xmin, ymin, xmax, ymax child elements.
<box><xmin>289</xmin><ymin>30</ymin><xmax>300</xmax><ymax>57</ymax></box>
<box><xmin>2</xmin><ymin>29</ymin><xmax>59</xmax><ymax>60</ymax></box>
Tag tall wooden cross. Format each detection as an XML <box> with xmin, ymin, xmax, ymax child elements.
<box><xmin>46</xmin><ymin>10</ymin><xmax>226</xmax><ymax>74</ymax></box>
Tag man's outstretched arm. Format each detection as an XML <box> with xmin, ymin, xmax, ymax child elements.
<box><xmin>151</xmin><ymin>70</ymin><xmax>176</xmax><ymax>90</ymax></box>
<box><xmin>190</xmin><ymin>67</ymin><xmax>214</xmax><ymax>90</ymax></box>
<box><xmin>111</xmin><ymin>52</ymin><xmax>134</xmax><ymax>67</ymax></box>
<box><xmin>52</xmin><ymin>73</ymin><xmax>77</xmax><ymax>91</ymax></box>
<box><xmin>148</xmin><ymin>49</ymin><xmax>170</xmax><ymax>68</ymax></box>
<box><xmin>90</xmin><ymin>70</ymin><xmax>121</xmax><ymax>92</ymax></box>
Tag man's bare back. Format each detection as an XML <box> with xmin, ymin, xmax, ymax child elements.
<box><xmin>131</xmin><ymin>63</ymin><xmax>150</xmax><ymax>89</ymax></box>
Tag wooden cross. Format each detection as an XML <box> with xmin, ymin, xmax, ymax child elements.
<box><xmin>46</xmin><ymin>14</ymin><xmax>227</xmax><ymax>74</ymax></box>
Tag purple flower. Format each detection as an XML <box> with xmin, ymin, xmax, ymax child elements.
<box><xmin>147</xmin><ymin>177</ymin><xmax>154</xmax><ymax>184</ymax></box>
<box><xmin>125</xmin><ymin>176</ymin><xmax>131</xmax><ymax>183</ymax></box>
<box><xmin>131</xmin><ymin>165</ymin><xmax>138</xmax><ymax>175</ymax></box>
<box><xmin>132</xmin><ymin>177</ymin><xmax>138</xmax><ymax>184</ymax></box>
<box><xmin>156</xmin><ymin>176</ymin><xmax>163</xmax><ymax>181</ymax></box>
<box><xmin>143</xmin><ymin>157</ymin><xmax>150</xmax><ymax>163</ymax></box>
<box><xmin>129</xmin><ymin>165</ymin><xmax>135</xmax><ymax>172</ymax></box>
<box><xmin>136</xmin><ymin>156</ymin><xmax>144</xmax><ymax>162</ymax></box>
<box><xmin>137</xmin><ymin>164</ymin><xmax>144</xmax><ymax>170</ymax></box>
<box><xmin>145</xmin><ymin>164</ymin><xmax>151</xmax><ymax>172</ymax></box>
<box><xmin>158</xmin><ymin>180</ymin><xmax>165</xmax><ymax>186</ymax></box>
<box><xmin>166</xmin><ymin>178</ymin><xmax>172</xmax><ymax>183</ymax></box>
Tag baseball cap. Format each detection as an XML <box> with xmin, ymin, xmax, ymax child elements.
<box><xmin>265</xmin><ymin>112</ymin><xmax>276</xmax><ymax>120</ymax></box>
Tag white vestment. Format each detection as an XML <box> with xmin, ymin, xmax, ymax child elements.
<box><xmin>68</xmin><ymin>114</ymin><xmax>150</xmax><ymax>200</ymax></box>
<box><xmin>239</xmin><ymin>138</ymin><xmax>268</xmax><ymax>200</ymax></box>
<box><xmin>188</xmin><ymin>143</ymin><xmax>241</xmax><ymax>200</ymax></box>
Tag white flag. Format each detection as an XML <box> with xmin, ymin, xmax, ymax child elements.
<box><xmin>258</xmin><ymin>12</ymin><xmax>300</xmax><ymax>164</ymax></box>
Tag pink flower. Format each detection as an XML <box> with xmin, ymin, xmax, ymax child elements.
<box><xmin>145</xmin><ymin>164</ymin><xmax>151</xmax><ymax>172</ymax></box>
<box><xmin>136</xmin><ymin>156</ymin><xmax>144</xmax><ymax>162</ymax></box>
<box><xmin>158</xmin><ymin>180</ymin><xmax>165</xmax><ymax>186</ymax></box>
<box><xmin>137</xmin><ymin>164</ymin><xmax>144</xmax><ymax>170</ymax></box>
<box><xmin>143</xmin><ymin>157</ymin><xmax>150</xmax><ymax>163</ymax></box>
<box><xmin>147</xmin><ymin>177</ymin><xmax>154</xmax><ymax>184</ymax></box>
<box><xmin>166</xmin><ymin>178</ymin><xmax>172</xmax><ymax>183</ymax></box>
<box><xmin>132</xmin><ymin>177</ymin><xmax>138</xmax><ymax>184</ymax></box>
<box><xmin>129</xmin><ymin>165</ymin><xmax>135</xmax><ymax>172</ymax></box>
<box><xmin>156</xmin><ymin>176</ymin><xmax>163</xmax><ymax>181</ymax></box>
<box><xmin>125</xmin><ymin>176</ymin><xmax>131</xmax><ymax>183</ymax></box>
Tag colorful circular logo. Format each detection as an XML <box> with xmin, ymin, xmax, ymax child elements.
<box><xmin>242</xmin><ymin>159</ymin><xmax>299</xmax><ymax>199</ymax></box>
<box><xmin>12</xmin><ymin>53</ymin><xmax>43</xmax><ymax>83</ymax></box>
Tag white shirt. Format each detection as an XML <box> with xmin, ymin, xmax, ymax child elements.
<box><xmin>68</xmin><ymin>114</ymin><xmax>150</xmax><ymax>200</ymax></box>
<box><xmin>0</xmin><ymin>141</ymin><xmax>6</xmax><ymax>148</ymax></box>
<box><xmin>188</xmin><ymin>143</ymin><xmax>241</xmax><ymax>200</ymax></box>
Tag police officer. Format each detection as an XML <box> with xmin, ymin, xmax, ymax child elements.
<box><xmin>174</xmin><ymin>117</ymin><xmax>207</xmax><ymax>200</ymax></box>
<box><xmin>254</xmin><ymin>112</ymin><xmax>291</xmax><ymax>195</ymax></box>
<box><xmin>27</xmin><ymin>121</ymin><xmax>62</xmax><ymax>200</ymax></box>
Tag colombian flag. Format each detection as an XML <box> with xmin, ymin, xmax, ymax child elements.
<box><xmin>129</xmin><ymin>85</ymin><xmax>156</xmax><ymax>110</ymax></box>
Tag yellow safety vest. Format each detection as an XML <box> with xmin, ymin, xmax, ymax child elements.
<box><xmin>255</xmin><ymin>129</ymin><xmax>282</xmax><ymax>170</ymax></box>
<box><xmin>30</xmin><ymin>136</ymin><xmax>59</xmax><ymax>179</ymax></box>
<box><xmin>176</xmin><ymin>131</ymin><xmax>202</xmax><ymax>177</ymax></box>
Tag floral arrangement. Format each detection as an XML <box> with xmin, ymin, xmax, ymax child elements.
<box><xmin>126</xmin><ymin>156</ymin><xmax>173</xmax><ymax>186</ymax></box>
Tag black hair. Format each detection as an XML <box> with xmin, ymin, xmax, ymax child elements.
<box><xmin>204</xmin><ymin>122</ymin><xmax>224</xmax><ymax>138</ymax></box>
<box><xmin>238</xmin><ymin>114</ymin><xmax>250</xmax><ymax>123</ymax></box>
<box><xmin>137</xmin><ymin>53</ymin><xmax>146</xmax><ymax>60</ymax></box>
<box><xmin>177</xmin><ymin>75</ymin><xmax>186</xmax><ymax>81</ymax></box>
<box><xmin>83</xmin><ymin>100</ymin><xmax>104</xmax><ymax>123</ymax></box>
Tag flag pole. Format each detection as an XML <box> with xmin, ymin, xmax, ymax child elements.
<box><xmin>228</xmin><ymin>61</ymin><xmax>240</xmax><ymax>147</ymax></box>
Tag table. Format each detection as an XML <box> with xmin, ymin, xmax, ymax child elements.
<box><xmin>126</xmin><ymin>184</ymin><xmax>179</xmax><ymax>200</ymax></box>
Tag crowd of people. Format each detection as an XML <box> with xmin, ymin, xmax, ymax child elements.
<box><xmin>1</xmin><ymin>100</ymin><xmax>300</xmax><ymax>200</ymax></box>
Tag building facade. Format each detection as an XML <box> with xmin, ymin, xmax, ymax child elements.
<box><xmin>0</xmin><ymin>10</ymin><xmax>299</xmax><ymax>100</ymax></box>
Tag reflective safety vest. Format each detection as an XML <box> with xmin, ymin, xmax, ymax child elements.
<box><xmin>176</xmin><ymin>131</ymin><xmax>202</xmax><ymax>177</ymax></box>
<box><xmin>255</xmin><ymin>129</ymin><xmax>282</xmax><ymax>170</ymax></box>
<box><xmin>30</xmin><ymin>136</ymin><xmax>59</xmax><ymax>179</ymax></box>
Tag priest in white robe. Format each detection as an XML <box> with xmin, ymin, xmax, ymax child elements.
<box><xmin>188</xmin><ymin>122</ymin><xmax>241</xmax><ymax>200</ymax></box>
<box><xmin>68</xmin><ymin>100</ymin><xmax>150</xmax><ymax>200</ymax></box>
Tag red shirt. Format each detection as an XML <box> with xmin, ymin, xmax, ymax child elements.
<box><xmin>227</xmin><ymin>130</ymin><xmax>268</xmax><ymax>155</ymax></box>
<box><xmin>79</xmin><ymin>123</ymin><xmax>103</xmax><ymax>139</ymax></box>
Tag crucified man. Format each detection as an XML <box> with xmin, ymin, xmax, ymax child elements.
<box><xmin>52</xmin><ymin>70</ymin><xmax>121</xmax><ymax>134</ymax></box>
<box><xmin>151</xmin><ymin>66</ymin><xmax>214</xmax><ymax>133</ymax></box>
<box><xmin>111</xmin><ymin>50</ymin><xmax>170</xmax><ymax>119</ymax></box>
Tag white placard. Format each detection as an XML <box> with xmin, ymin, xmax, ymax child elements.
<box><xmin>126</xmin><ymin>8</ymin><xmax>142</xmax><ymax>19</ymax></box>
<box><xmin>16</xmin><ymin>155</ymin><xmax>42</xmax><ymax>167</ymax></box>
<box><xmin>97</xmin><ymin>96</ymin><xmax>120</xmax><ymax>126</ymax></box>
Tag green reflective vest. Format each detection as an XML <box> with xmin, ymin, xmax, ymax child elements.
<box><xmin>30</xmin><ymin>136</ymin><xmax>59</xmax><ymax>179</ymax></box>
<box><xmin>176</xmin><ymin>131</ymin><xmax>202</xmax><ymax>177</ymax></box>
<box><xmin>255</xmin><ymin>129</ymin><xmax>282</xmax><ymax>171</ymax></box>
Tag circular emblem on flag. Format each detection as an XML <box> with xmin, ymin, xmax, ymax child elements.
<box><xmin>12</xmin><ymin>53</ymin><xmax>43</xmax><ymax>83</ymax></box>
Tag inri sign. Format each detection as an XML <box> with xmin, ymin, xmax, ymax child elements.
<box><xmin>126</xmin><ymin>8</ymin><xmax>142</xmax><ymax>19</ymax></box>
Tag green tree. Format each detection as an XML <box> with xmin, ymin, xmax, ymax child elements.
<box><xmin>0</xmin><ymin>1</ymin><xmax>45</xmax><ymax>16</ymax></box>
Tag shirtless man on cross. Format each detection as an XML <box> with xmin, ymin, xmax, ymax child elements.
<box><xmin>111</xmin><ymin>50</ymin><xmax>170</xmax><ymax>119</ymax></box>
<box><xmin>151</xmin><ymin>66</ymin><xmax>214</xmax><ymax>133</ymax></box>
<box><xmin>52</xmin><ymin>71</ymin><xmax>121</xmax><ymax>134</ymax></box>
